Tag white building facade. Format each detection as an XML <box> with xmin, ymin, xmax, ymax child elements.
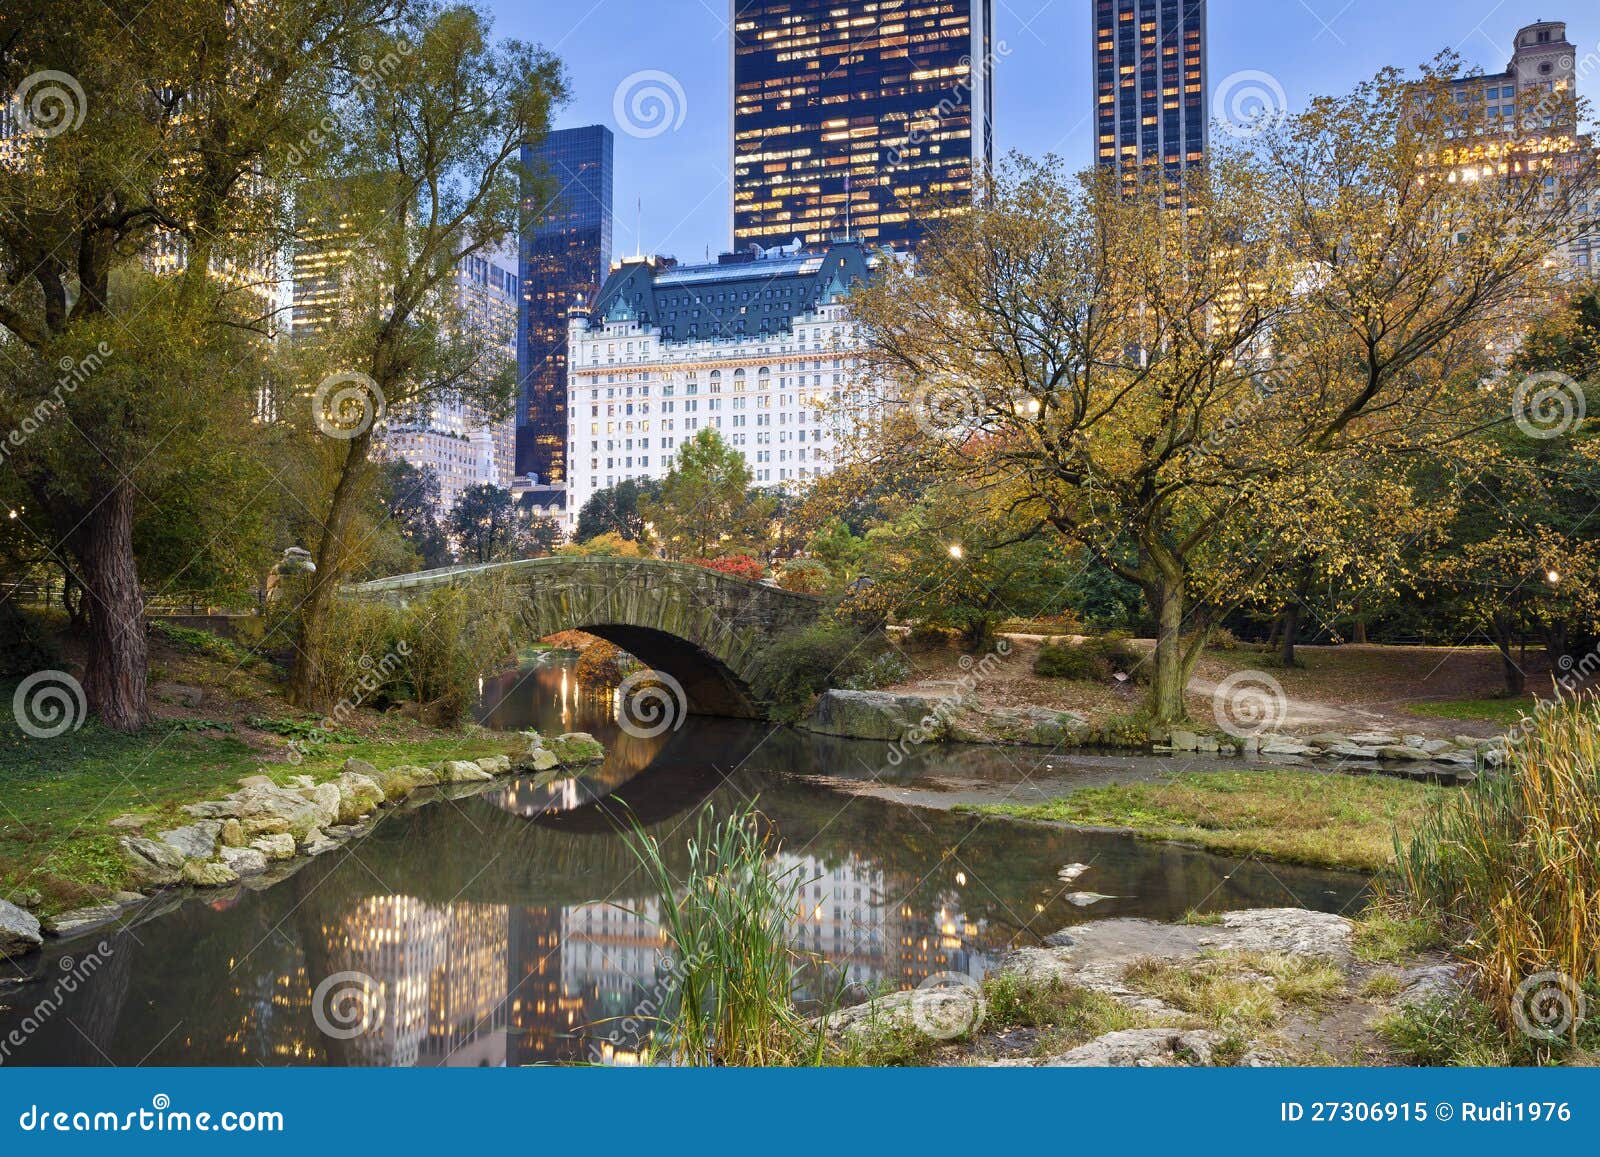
<box><xmin>563</xmin><ymin>241</ymin><xmax>883</xmax><ymax>527</ymax></box>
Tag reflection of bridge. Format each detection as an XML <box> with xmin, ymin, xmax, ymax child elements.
<box><xmin>349</xmin><ymin>558</ymin><xmax>824</xmax><ymax>718</ymax></box>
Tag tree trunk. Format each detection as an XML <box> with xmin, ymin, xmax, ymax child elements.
<box><xmin>1279</xmin><ymin>602</ymin><xmax>1302</xmax><ymax>669</ymax></box>
<box><xmin>77</xmin><ymin>482</ymin><xmax>149</xmax><ymax>732</ymax></box>
<box><xmin>1147</xmin><ymin>576</ymin><xmax>1188</xmax><ymax>728</ymax></box>
<box><xmin>1490</xmin><ymin>616</ymin><xmax>1526</xmax><ymax>697</ymax></box>
<box><xmin>290</xmin><ymin>432</ymin><xmax>373</xmax><ymax>709</ymax></box>
<box><xmin>1351</xmin><ymin>617</ymin><xmax>1368</xmax><ymax>645</ymax></box>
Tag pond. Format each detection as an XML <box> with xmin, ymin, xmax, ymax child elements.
<box><xmin>0</xmin><ymin>659</ymin><xmax>1370</xmax><ymax>1066</ymax></box>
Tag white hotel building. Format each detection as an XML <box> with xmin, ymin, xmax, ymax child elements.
<box><xmin>562</xmin><ymin>240</ymin><xmax>885</xmax><ymax>524</ymax></box>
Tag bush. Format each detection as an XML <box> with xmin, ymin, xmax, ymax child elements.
<box><xmin>747</xmin><ymin>621</ymin><xmax>887</xmax><ymax>721</ymax></box>
<box><xmin>904</xmin><ymin>622</ymin><xmax>954</xmax><ymax>651</ymax></box>
<box><xmin>776</xmin><ymin>558</ymin><xmax>832</xmax><ymax>595</ymax></box>
<box><xmin>1395</xmin><ymin>697</ymin><xmax>1600</xmax><ymax>1055</ymax></box>
<box><xmin>575</xmin><ymin>639</ymin><xmax>631</xmax><ymax>689</ymax></box>
<box><xmin>1033</xmin><ymin>641</ymin><xmax>1107</xmax><ymax>681</ymax></box>
<box><xmin>689</xmin><ymin>555</ymin><xmax>767</xmax><ymax>582</ymax></box>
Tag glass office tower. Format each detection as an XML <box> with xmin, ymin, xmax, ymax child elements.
<box><xmin>516</xmin><ymin>126</ymin><xmax>614</xmax><ymax>484</ymax></box>
<box><xmin>732</xmin><ymin>0</ymin><xmax>994</xmax><ymax>252</ymax></box>
<box><xmin>1094</xmin><ymin>0</ymin><xmax>1207</xmax><ymax>186</ymax></box>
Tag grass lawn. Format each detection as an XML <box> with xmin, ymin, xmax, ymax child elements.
<box><xmin>1403</xmin><ymin>696</ymin><xmax>1538</xmax><ymax>726</ymax></box>
<box><xmin>960</xmin><ymin>769</ymin><xmax>1439</xmax><ymax>873</ymax></box>
<box><xmin>0</xmin><ymin>674</ymin><xmax>526</xmax><ymax>914</ymax></box>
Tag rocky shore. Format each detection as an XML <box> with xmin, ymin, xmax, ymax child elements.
<box><xmin>0</xmin><ymin>729</ymin><xmax>606</xmax><ymax>961</ymax></box>
<box><xmin>801</xmin><ymin>690</ymin><xmax>1497</xmax><ymax>782</ymax></box>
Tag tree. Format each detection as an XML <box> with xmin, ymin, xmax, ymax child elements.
<box><xmin>0</xmin><ymin>0</ymin><xmax>395</xmax><ymax>729</ymax></box>
<box><xmin>641</xmin><ymin>430</ymin><xmax>775</xmax><ymax>560</ymax></box>
<box><xmin>288</xmin><ymin>4</ymin><xmax>566</xmax><ymax>707</ymax></box>
<box><xmin>381</xmin><ymin>461</ymin><xmax>453</xmax><ymax>570</ymax></box>
<box><xmin>849</xmin><ymin>63</ymin><xmax>1594</xmax><ymax>726</ymax></box>
<box><xmin>448</xmin><ymin>484</ymin><xmax>519</xmax><ymax>564</ymax></box>
<box><xmin>573</xmin><ymin>477</ymin><xmax>660</xmax><ymax>543</ymax></box>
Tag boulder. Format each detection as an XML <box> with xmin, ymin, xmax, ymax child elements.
<box><xmin>1433</xmin><ymin>749</ymin><xmax>1479</xmax><ymax>767</ymax></box>
<box><xmin>1040</xmin><ymin>1028</ymin><xmax>1222</xmax><ymax>1068</ymax></box>
<box><xmin>219</xmin><ymin>819</ymin><xmax>247</xmax><ymax>848</ymax></box>
<box><xmin>181</xmin><ymin>859</ymin><xmax>240</xmax><ymax>888</ymax></box>
<box><xmin>1378</xmin><ymin>745</ymin><xmax>1434</xmax><ymax>762</ymax></box>
<box><xmin>249</xmin><ymin>833</ymin><xmax>297</xmax><ymax>862</ymax></box>
<box><xmin>370</xmin><ymin>764</ymin><xmax>434</xmax><ymax>800</ymax></box>
<box><xmin>299</xmin><ymin>782</ymin><xmax>342</xmax><ymax>827</ymax></box>
<box><xmin>1322</xmin><ymin>743</ymin><xmax>1382</xmax><ymax>759</ymax></box>
<box><xmin>476</xmin><ymin>754</ymin><xmax>512</xmax><ymax>776</ymax></box>
<box><xmin>229</xmin><ymin>785</ymin><xmax>327</xmax><ymax>841</ymax></box>
<box><xmin>106</xmin><ymin>812</ymin><xmax>155</xmax><ymax>831</ymax></box>
<box><xmin>5</xmin><ymin>887</ymin><xmax>43</xmax><ymax>911</ymax></box>
<box><xmin>1347</xmin><ymin>732</ymin><xmax>1401</xmax><ymax>747</ymax></box>
<box><xmin>218</xmin><ymin>846</ymin><xmax>269</xmax><ymax>877</ymax></box>
<box><xmin>803</xmin><ymin>690</ymin><xmax>944</xmax><ymax>742</ymax></box>
<box><xmin>42</xmin><ymin>904</ymin><xmax>122</xmax><ymax>936</ymax></box>
<box><xmin>0</xmin><ymin>899</ymin><xmax>43</xmax><ymax>960</ymax></box>
<box><xmin>156</xmin><ymin>821</ymin><xmax>223</xmax><ymax>861</ymax></box>
<box><xmin>1259</xmin><ymin>737</ymin><xmax>1318</xmax><ymax>757</ymax></box>
<box><xmin>236</xmin><ymin>774</ymin><xmax>277</xmax><ymax>790</ymax></box>
<box><xmin>118</xmin><ymin>835</ymin><xmax>186</xmax><ymax>887</ymax></box>
<box><xmin>547</xmin><ymin>733</ymin><xmax>605</xmax><ymax>765</ymax></box>
<box><xmin>527</xmin><ymin>748</ymin><xmax>560</xmax><ymax>772</ymax></box>
<box><xmin>951</xmin><ymin>705</ymin><xmax>1089</xmax><ymax>747</ymax></box>
<box><xmin>180</xmin><ymin>799</ymin><xmax>240</xmax><ymax>819</ymax></box>
<box><xmin>434</xmin><ymin>760</ymin><xmax>493</xmax><ymax>784</ymax></box>
<box><xmin>333</xmin><ymin>771</ymin><xmax>385</xmax><ymax>824</ymax></box>
<box><xmin>342</xmin><ymin>757</ymin><xmax>380</xmax><ymax>779</ymax></box>
<box><xmin>1396</xmin><ymin>964</ymin><xmax>1464</xmax><ymax>1007</ymax></box>
<box><xmin>299</xmin><ymin>830</ymin><xmax>343</xmax><ymax>857</ymax></box>
<box><xmin>1168</xmin><ymin>730</ymin><xmax>1200</xmax><ymax>752</ymax></box>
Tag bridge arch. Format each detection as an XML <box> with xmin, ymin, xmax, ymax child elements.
<box><xmin>347</xmin><ymin>557</ymin><xmax>825</xmax><ymax>719</ymax></box>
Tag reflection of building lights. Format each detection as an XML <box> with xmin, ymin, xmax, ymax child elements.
<box><xmin>955</xmin><ymin>871</ymin><xmax>966</xmax><ymax>886</ymax></box>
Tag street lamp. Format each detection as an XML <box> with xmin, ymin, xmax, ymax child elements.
<box><xmin>948</xmin><ymin>544</ymin><xmax>964</xmax><ymax>561</ymax></box>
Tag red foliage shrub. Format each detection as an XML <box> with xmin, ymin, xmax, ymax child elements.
<box><xmin>688</xmin><ymin>555</ymin><xmax>767</xmax><ymax>582</ymax></box>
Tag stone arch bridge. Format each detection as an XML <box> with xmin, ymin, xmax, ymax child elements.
<box><xmin>347</xmin><ymin>557</ymin><xmax>824</xmax><ymax>718</ymax></box>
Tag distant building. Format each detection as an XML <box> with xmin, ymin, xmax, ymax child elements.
<box><xmin>1442</xmin><ymin>20</ymin><xmax>1597</xmax><ymax>276</ymax></box>
<box><xmin>1094</xmin><ymin>0</ymin><xmax>1208</xmax><ymax>187</ymax></box>
<box><xmin>517</xmin><ymin>126</ymin><xmax>615</xmax><ymax>492</ymax></box>
<box><xmin>563</xmin><ymin>241</ymin><xmax>886</xmax><ymax>527</ymax></box>
<box><xmin>731</xmin><ymin>0</ymin><xmax>994</xmax><ymax>252</ymax></box>
<box><xmin>381</xmin><ymin>238</ymin><xmax>521</xmax><ymax>511</ymax></box>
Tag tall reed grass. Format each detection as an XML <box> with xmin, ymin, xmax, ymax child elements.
<box><xmin>1396</xmin><ymin>697</ymin><xmax>1600</xmax><ymax>1049</ymax></box>
<box><xmin>619</xmin><ymin>802</ymin><xmax>834</xmax><ymax>1066</ymax></box>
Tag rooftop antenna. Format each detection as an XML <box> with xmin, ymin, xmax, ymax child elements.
<box><xmin>843</xmin><ymin>172</ymin><xmax>852</xmax><ymax>241</ymax></box>
<box><xmin>635</xmin><ymin>196</ymin><xmax>642</xmax><ymax>259</ymax></box>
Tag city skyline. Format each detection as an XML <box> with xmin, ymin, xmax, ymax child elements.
<box><xmin>486</xmin><ymin>0</ymin><xmax>1600</xmax><ymax>264</ymax></box>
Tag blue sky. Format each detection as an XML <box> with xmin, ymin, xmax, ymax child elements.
<box><xmin>484</xmin><ymin>1</ymin><xmax>1600</xmax><ymax>261</ymax></box>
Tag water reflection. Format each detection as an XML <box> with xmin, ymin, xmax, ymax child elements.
<box><xmin>0</xmin><ymin>663</ymin><xmax>1370</xmax><ymax>1067</ymax></box>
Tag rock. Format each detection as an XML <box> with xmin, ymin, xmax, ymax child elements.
<box><xmin>1041</xmin><ymin>1028</ymin><xmax>1222</xmax><ymax>1068</ymax></box>
<box><xmin>1307</xmin><ymin>732</ymin><xmax>1350</xmax><ymax>746</ymax></box>
<box><xmin>476</xmin><ymin>754</ymin><xmax>512</xmax><ymax>776</ymax></box>
<box><xmin>118</xmin><ymin>835</ymin><xmax>186</xmax><ymax>887</ymax></box>
<box><xmin>803</xmin><ymin>690</ymin><xmax>944</xmax><ymax>742</ymax></box>
<box><xmin>1455</xmin><ymin>735</ymin><xmax>1498</xmax><ymax>750</ymax></box>
<box><xmin>299</xmin><ymin>830</ymin><xmax>342</xmax><ymax>857</ymax></box>
<box><xmin>106</xmin><ymin>812</ymin><xmax>155</xmax><ymax>831</ymax></box>
<box><xmin>180</xmin><ymin>800</ymin><xmax>242</xmax><ymax>820</ymax></box>
<box><xmin>229</xmin><ymin>785</ymin><xmax>327</xmax><ymax>841</ymax></box>
<box><xmin>1195</xmin><ymin>735</ymin><xmax>1220</xmax><ymax>754</ymax></box>
<box><xmin>370</xmin><ymin>764</ymin><xmax>433</xmax><ymax>800</ymax></box>
<box><xmin>1418</xmin><ymin>739</ymin><xmax>1456</xmax><ymax>755</ymax></box>
<box><xmin>299</xmin><ymin>782</ymin><xmax>342</xmax><ymax>827</ymax></box>
<box><xmin>434</xmin><ymin>759</ymin><xmax>493</xmax><ymax>784</ymax></box>
<box><xmin>1433</xmin><ymin>749</ymin><xmax>1479</xmax><ymax>767</ymax></box>
<box><xmin>342</xmin><ymin>757</ymin><xmax>380</xmax><ymax>779</ymax></box>
<box><xmin>218</xmin><ymin>846</ymin><xmax>269</xmax><ymax>877</ymax></box>
<box><xmin>181</xmin><ymin>859</ymin><xmax>240</xmax><ymax>887</ymax></box>
<box><xmin>1322</xmin><ymin>743</ymin><xmax>1382</xmax><ymax>759</ymax></box>
<box><xmin>1401</xmin><ymin>734</ymin><xmax>1430</xmax><ymax>749</ymax></box>
<box><xmin>42</xmin><ymin>904</ymin><xmax>122</xmax><ymax>936</ymax></box>
<box><xmin>0</xmin><ymin>899</ymin><xmax>43</xmax><ymax>960</ymax></box>
<box><xmin>950</xmin><ymin>705</ymin><xmax>1089</xmax><ymax>747</ymax></box>
<box><xmin>1169</xmin><ymin>730</ymin><xmax>1200</xmax><ymax>752</ymax></box>
<box><xmin>5</xmin><ymin>887</ymin><xmax>43</xmax><ymax>910</ymax></box>
<box><xmin>1042</xmin><ymin>930</ymin><xmax>1076</xmax><ymax>949</ymax></box>
<box><xmin>1202</xmin><ymin>909</ymin><xmax>1353</xmax><ymax>961</ymax></box>
<box><xmin>236</xmin><ymin>774</ymin><xmax>276</xmax><ymax>790</ymax></box>
<box><xmin>333</xmin><ymin>772</ymin><xmax>385</xmax><ymax>824</ymax></box>
<box><xmin>219</xmin><ymin>819</ymin><xmax>247</xmax><ymax>848</ymax></box>
<box><xmin>1378</xmin><ymin>745</ymin><xmax>1433</xmax><ymax>762</ymax></box>
<box><xmin>547</xmin><ymin>733</ymin><xmax>606</xmax><ymax>764</ymax></box>
<box><xmin>111</xmin><ymin>891</ymin><xmax>145</xmax><ymax>904</ymax></box>
<box><xmin>1240</xmin><ymin>736</ymin><xmax>1260</xmax><ymax>755</ymax></box>
<box><xmin>527</xmin><ymin>748</ymin><xmax>560</xmax><ymax>772</ymax></box>
<box><xmin>1259</xmin><ymin>737</ymin><xmax>1318</xmax><ymax>756</ymax></box>
<box><xmin>156</xmin><ymin>820</ymin><xmax>223</xmax><ymax>860</ymax></box>
<box><xmin>1347</xmin><ymin>732</ymin><xmax>1401</xmax><ymax>747</ymax></box>
<box><xmin>249</xmin><ymin>833</ymin><xmax>297</xmax><ymax>862</ymax></box>
<box><xmin>1394</xmin><ymin>964</ymin><xmax>1464</xmax><ymax>1008</ymax></box>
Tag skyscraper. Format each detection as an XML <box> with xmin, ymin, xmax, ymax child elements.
<box><xmin>517</xmin><ymin>126</ymin><xmax>614</xmax><ymax>485</ymax></box>
<box><xmin>731</xmin><ymin>0</ymin><xmax>994</xmax><ymax>253</ymax></box>
<box><xmin>1094</xmin><ymin>0</ymin><xmax>1207</xmax><ymax>185</ymax></box>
